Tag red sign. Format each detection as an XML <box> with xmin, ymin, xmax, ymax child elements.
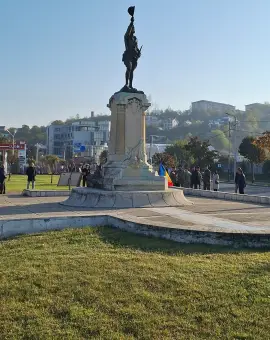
<box><xmin>0</xmin><ymin>143</ymin><xmax>26</xmax><ymax>150</ymax></box>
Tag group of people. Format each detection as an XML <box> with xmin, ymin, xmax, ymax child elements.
<box><xmin>168</xmin><ymin>166</ymin><xmax>219</xmax><ymax>191</ymax></box>
<box><xmin>168</xmin><ymin>165</ymin><xmax>247</xmax><ymax>194</ymax></box>
<box><xmin>169</xmin><ymin>167</ymin><xmax>191</xmax><ymax>188</ymax></box>
<box><xmin>188</xmin><ymin>166</ymin><xmax>220</xmax><ymax>191</ymax></box>
<box><xmin>0</xmin><ymin>163</ymin><xmax>37</xmax><ymax>194</ymax></box>
<box><xmin>169</xmin><ymin>166</ymin><xmax>219</xmax><ymax>190</ymax></box>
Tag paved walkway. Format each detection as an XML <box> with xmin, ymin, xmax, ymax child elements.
<box><xmin>220</xmin><ymin>182</ymin><xmax>270</xmax><ymax>196</ymax></box>
<box><xmin>0</xmin><ymin>195</ymin><xmax>270</xmax><ymax>234</ymax></box>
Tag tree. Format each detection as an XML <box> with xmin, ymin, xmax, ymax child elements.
<box><xmin>165</xmin><ymin>140</ymin><xmax>194</xmax><ymax>167</ymax></box>
<box><xmin>99</xmin><ymin>150</ymin><xmax>108</xmax><ymax>165</ymax></box>
<box><xmin>254</xmin><ymin>131</ymin><xmax>270</xmax><ymax>152</ymax></box>
<box><xmin>152</xmin><ymin>152</ymin><xmax>175</xmax><ymax>168</ymax></box>
<box><xmin>239</xmin><ymin>136</ymin><xmax>266</xmax><ymax>182</ymax></box>
<box><xmin>185</xmin><ymin>137</ymin><xmax>218</xmax><ymax>168</ymax></box>
<box><xmin>51</xmin><ymin>120</ymin><xmax>64</xmax><ymax>125</ymax></box>
<box><xmin>210</xmin><ymin>129</ymin><xmax>230</xmax><ymax>151</ymax></box>
<box><xmin>0</xmin><ymin>135</ymin><xmax>10</xmax><ymax>143</ymax></box>
<box><xmin>45</xmin><ymin>155</ymin><xmax>60</xmax><ymax>183</ymax></box>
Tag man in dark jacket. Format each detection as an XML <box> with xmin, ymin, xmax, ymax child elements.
<box><xmin>203</xmin><ymin>167</ymin><xmax>211</xmax><ymax>190</ymax></box>
<box><xmin>176</xmin><ymin>166</ymin><xmax>185</xmax><ymax>187</ymax></box>
<box><xmin>191</xmin><ymin>166</ymin><xmax>202</xmax><ymax>189</ymax></box>
<box><xmin>235</xmin><ymin>168</ymin><xmax>246</xmax><ymax>194</ymax></box>
<box><xmin>81</xmin><ymin>163</ymin><xmax>90</xmax><ymax>187</ymax></box>
<box><xmin>0</xmin><ymin>166</ymin><xmax>6</xmax><ymax>194</ymax></box>
<box><xmin>26</xmin><ymin>164</ymin><xmax>36</xmax><ymax>189</ymax></box>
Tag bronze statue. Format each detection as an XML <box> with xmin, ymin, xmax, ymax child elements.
<box><xmin>121</xmin><ymin>6</ymin><xmax>143</xmax><ymax>93</ymax></box>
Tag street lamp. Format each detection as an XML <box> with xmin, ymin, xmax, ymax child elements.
<box><xmin>5</xmin><ymin>129</ymin><xmax>17</xmax><ymax>155</ymax></box>
<box><xmin>226</xmin><ymin>113</ymin><xmax>237</xmax><ymax>181</ymax></box>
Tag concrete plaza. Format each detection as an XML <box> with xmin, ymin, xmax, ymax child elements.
<box><xmin>0</xmin><ymin>195</ymin><xmax>270</xmax><ymax>235</ymax></box>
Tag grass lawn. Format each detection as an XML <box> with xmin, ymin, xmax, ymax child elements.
<box><xmin>0</xmin><ymin>227</ymin><xmax>269</xmax><ymax>339</ymax></box>
<box><xmin>5</xmin><ymin>174</ymin><xmax>71</xmax><ymax>192</ymax></box>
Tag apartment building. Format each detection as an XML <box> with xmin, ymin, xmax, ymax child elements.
<box><xmin>192</xmin><ymin>100</ymin><xmax>235</xmax><ymax>113</ymax></box>
<box><xmin>46</xmin><ymin>118</ymin><xmax>110</xmax><ymax>161</ymax></box>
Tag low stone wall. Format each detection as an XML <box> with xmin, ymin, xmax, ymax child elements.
<box><xmin>183</xmin><ymin>188</ymin><xmax>270</xmax><ymax>205</ymax></box>
<box><xmin>22</xmin><ymin>190</ymin><xmax>70</xmax><ymax>197</ymax></box>
<box><xmin>0</xmin><ymin>215</ymin><xmax>269</xmax><ymax>248</ymax></box>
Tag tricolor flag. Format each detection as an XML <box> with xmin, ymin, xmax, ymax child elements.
<box><xmin>158</xmin><ymin>163</ymin><xmax>173</xmax><ymax>187</ymax></box>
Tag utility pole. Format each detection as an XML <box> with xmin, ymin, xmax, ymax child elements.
<box><xmin>233</xmin><ymin>118</ymin><xmax>237</xmax><ymax>180</ymax></box>
<box><xmin>150</xmin><ymin>135</ymin><xmax>153</xmax><ymax>165</ymax></box>
<box><xmin>5</xmin><ymin>129</ymin><xmax>17</xmax><ymax>156</ymax></box>
<box><xmin>63</xmin><ymin>143</ymin><xmax>66</xmax><ymax>161</ymax></box>
<box><xmin>226</xmin><ymin>113</ymin><xmax>237</xmax><ymax>181</ymax></box>
<box><xmin>36</xmin><ymin>144</ymin><xmax>40</xmax><ymax>163</ymax></box>
<box><xmin>228</xmin><ymin>121</ymin><xmax>231</xmax><ymax>181</ymax></box>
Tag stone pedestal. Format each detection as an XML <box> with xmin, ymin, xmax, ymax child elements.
<box><xmin>101</xmin><ymin>91</ymin><xmax>166</xmax><ymax>191</ymax></box>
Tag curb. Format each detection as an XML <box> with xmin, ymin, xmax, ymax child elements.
<box><xmin>182</xmin><ymin>188</ymin><xmax>270</xmax><ymax>205</ymax></box>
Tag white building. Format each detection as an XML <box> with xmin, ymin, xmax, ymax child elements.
<box><xmin>192</xmin><ymin>100</ymin><xmax>235</xmax><ymax>113</ymax></box>
<box><xmin>162</xmin><ymin>118</ymin><xmax>178</xmax><ymax>130</ymax></box>
<box><xmin>46</xmin><ymin>117</ymin><xmax>110</xmax><ymax>161</ymax></box>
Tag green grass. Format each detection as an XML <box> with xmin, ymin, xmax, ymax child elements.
<box><xmin>5</xmin><ymin>174</ymin><xmax>71</xmax><ymax>192</ymax></box>
<box><xmin>0</xmin><ymin>227</ymin><xmax>269</xmax><ymax>339</ymax></box>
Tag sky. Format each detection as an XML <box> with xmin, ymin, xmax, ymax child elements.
<box><xmin>0</xmin><ymin>0</ymin><xmax>269</xmax><ymax>127</ymax></box>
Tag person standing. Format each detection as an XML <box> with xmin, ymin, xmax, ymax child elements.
<box><xmin>236</xmin><ymin>168</ymin><xmax>246</xmax><ymax>194</ymax></box>
<box><xmin>183</xmin><ymin>167</ymin><xmax>191</xmax><ymax>188</ymax></box>
<box><xmin>169</xmin><ymin>167</ymin><xmax>178</xmax><ymax>186</ymax></box>
<box><xmin>26</xmin><ymin>163</ymin><xmax>36</xmax><ymax>189</ymax></box>
<box><xmin>176</xmin><ymin>166</ymin><xmax>185</xmax><ymax>187</ymax></box>
<box><xmin>191</xmin><ymin>166</ymin><xmax>202</xmax><ymax>189</ymax></box>
<box><xmin>203</xmin><ymin>167</ymin><xmax>211</xmax><ymax>190</ymax></box>
<box><xmin>81</xmin><ymin>163</ymin><xmax>90</xmax><ymax>187</ymax></box>
<box><xmin>212</xmin><ymin>170</ymin><xmax>220</xmax><ymax>191</ymax></box>
<box><xmin>0</xmin><ymin>165</ymin><xmax>6</xmax><ymax>194</ymax></box>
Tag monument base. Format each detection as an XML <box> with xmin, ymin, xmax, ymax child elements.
<box><xmin>61</xmin><ymin>188</ymin><xmax>192</xmax><ymax>209</ymax></box>
<box><xmin>96</xmin><ymin>160</ymin><xmax>167</xmax><ymax>191</ymax></box>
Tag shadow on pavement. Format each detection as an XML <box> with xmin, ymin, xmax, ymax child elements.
<box><xmin>0</xmin><ymin>201</ymin><xmax>132</xmax><ymax>216</ymax></box>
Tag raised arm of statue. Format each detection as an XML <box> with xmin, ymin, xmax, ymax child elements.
<box><xmin>125</xmin><ymin>20</ymin><xmax>134</xmax><ymax>38</ymax></box>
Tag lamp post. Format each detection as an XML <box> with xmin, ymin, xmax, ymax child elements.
<box><xmin>5</xmin><ymin>129</ymin><xmax>17</xmax><ymax>155</ymax></box>
<box><xmin>35</xmin><ymin>143</ymin><xmax>40</xmax><ymax>163</ymax></box>
<box><xmin>226</xmin><ymin>113</ymin><xmax>237</xmax><ymax>180</ymax></box>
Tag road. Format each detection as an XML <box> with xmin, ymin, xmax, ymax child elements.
<box><xmin>219</xmin><ymin>182</ymin><xmax>270</xmax><ymax>196</ymax></box>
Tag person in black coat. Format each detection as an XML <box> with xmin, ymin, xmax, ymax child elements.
<box><xmin>191</xmin><ymin>166</ymin><xmax>202</xmax><ymax>189</ymax></box>
<box><xmin>26</xmin><ymin>164</ymin><xmax>36</xmax><ymax>189</ymax></box>
<box><xmin>235</xmin><ymin>168</ymin><xmax>246</xmax><ymax>194</ymax></box>
<box><xmin>81</xmin><ymin>163</ymin><xmax>90</xmax><ymax>187</ymax></box>
<box><xmin>0</xmin><ymin>166</ymin><xmax>6</xmax><ymax>194</ymax></box>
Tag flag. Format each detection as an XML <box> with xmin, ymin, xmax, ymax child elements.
<box><xmin>158</xmin><ymin>163</ymin><xmax>173</xmax><ymax>187</ymax></box>
<box><xmin>158</xmin><ymin>163</ymin><xmax>165</xmax><ymax>176</ymax></box>
<box><xmin>165</xmin><ymin>169</ymin><xmax>173</xmax><ymax>187</ymax></box>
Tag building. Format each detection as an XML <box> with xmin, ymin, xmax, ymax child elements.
<box><xmin>162</xmin><ymin>118</ymin><xmax>178</xmax><ymax>130</ymax></box>
<box><xmin>46</xmin><ymin>116</ymin><xmax>110</xmax><ymax>162</ymax></box>
<box><xmin>192</xmin><ymin>100</ymin><xmax>235</xmax><ymax>113</ymax></box>
<box><xmin>245</xmin><ymin>103</ymin><xmax>270</xmax><ymax>114</ymax></box>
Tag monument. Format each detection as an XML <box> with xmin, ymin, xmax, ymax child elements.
<box><xmin>62</xmin><ymin>6</ymin><xmax>191</xmax><ymax>208</ymax></box>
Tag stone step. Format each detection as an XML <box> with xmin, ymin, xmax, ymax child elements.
<box><xmin>22</xmin><ymin>190</ymin><xmax>70</xmax><ymax>197</ymax></box>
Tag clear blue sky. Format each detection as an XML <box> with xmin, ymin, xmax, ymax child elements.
<box><xmin>1</xmin><ymin>0</ymin><xmax>269</xmax><ymax>127</ymax></box>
